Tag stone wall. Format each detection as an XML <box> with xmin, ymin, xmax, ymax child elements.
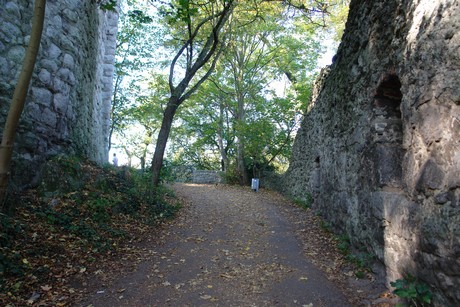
<box><xmin>171</xmin><ymin>165</ymin><xmax>194</xmax><ymax>183</ymax></box>
<box><xmin>192</xmin><ymin>170</ymin><xmax>222</xmax><ymax>184</ymax></box>
<box><xmin>0</xmin><ymin>0</ymin><xmax>118</xmax><ymax>187</ymax></box>
<box><xmin>283</xmin><ymin>0</ymin><xmax>459</xmax><ymax>305</ymax></box>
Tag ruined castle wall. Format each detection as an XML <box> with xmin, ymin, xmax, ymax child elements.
<box><xmin>284</xmin><ymin>0</ymin><xmax>459</xmax><ymax>304</ymax></box>
<box><xmin>0</xmin><ymin>0</ymin><xmax>118</xmax><ymax>186</ymax></box>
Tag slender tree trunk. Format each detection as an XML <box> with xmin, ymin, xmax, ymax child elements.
<box><xmin>151</xmin><ymin>98</ymin><xmax>179</xmax><ymax>187</ymax></box>
<box><xmin>122</xmin><ymin>147</ymin><xmax>133</xmax><ymax>167</ymax></box>
<box><xmin>108</xmin><ymin>74</ymin><xmax>122</xmax><ymax>152</ymax></box>
<box><xmin>140</xmin><ymin>145</ymin><xmax>147</xmax><ymax>171</ymax></box>
<box><xmin>235</xmin><ymin>78</ymin><xmax>248</xmax><ymax>185</ymax></box>
<box><xmin>217</xmin><ymin>101</ymin><xmax>228</xmax><ymax>172</ymax></box>
<box><xmin>218</xmin><ymin>138</ymin><xmax>229</xmax><ymax>172</ymax></box>
<box><xmin>0</xmin><ymin>0</ymin><xmax>46</xmax><ymax>209</ymax></box>
<box><xmin>150</xmin><ymin>1</ymin><xmax>235</xmax><ymax>187</ymax></box>
<box><xmin>236</xmin><ymin>138</ymin><xmax>248</xmax><ymax>184</ymax></box>
<box><xmin>236</xmin><ymin>95</ymin><xmax>248</xmax><ymax>185</ymax></box>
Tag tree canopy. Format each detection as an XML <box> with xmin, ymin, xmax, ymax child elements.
<box><xmin>110</xmin><ymin>0</ymin><xmax>350</xmax><ymax>185</ymax></box>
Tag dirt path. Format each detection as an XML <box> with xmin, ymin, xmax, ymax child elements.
<box><xmin>79</xmin><ymin>183</ymin><xmax>387</xmax><ymax>306</ymax></box>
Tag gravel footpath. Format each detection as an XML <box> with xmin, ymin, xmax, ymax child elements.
<box><xmin>80</xmin><ymin>183</ymin><xmax>388</xmax><ymax>306</ymax></box>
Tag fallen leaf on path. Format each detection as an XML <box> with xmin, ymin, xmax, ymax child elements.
<box><xmin>27</xmin><ymin>292</ymin><xmax>40</xmax><ymax>305</ymax></box>
<box><xmin>175</xmin><ymin>283</ymin><xmax>185</xmax><ymax>289</ymax></box>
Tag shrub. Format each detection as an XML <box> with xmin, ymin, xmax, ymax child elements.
<box><xmin>292</xmin><ymin>193</ymin><xmax>313</xmax><ymax>209</ymax></box>
<box><xmin>391</xmin><ymin>274</ymin><xmax>433</xmax><ymax>306</ymax></box>
<box><xmin>336</xmin><ymin>234</ymin><xmax>350</xmax><ymax>255</ymax></box>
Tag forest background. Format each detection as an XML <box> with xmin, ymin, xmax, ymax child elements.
<box><xmin>108</xmin><ymin>0</ymin><xmax>349</xmax><ymax>186</ymax></box>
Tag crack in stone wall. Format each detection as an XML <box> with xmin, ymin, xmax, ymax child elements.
<box><xmin>0</xmin><ymin>0</ymin><xmax>118</xmax><ymax>187</ymax></box>
<box><xmin>282</xmin><ymin>0</ymin><xmax>460</xmax><ymax>305</ymax></box>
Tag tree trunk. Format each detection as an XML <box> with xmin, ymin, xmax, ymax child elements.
<box><xmin>235</xmin><ymin>73</ymin><xmax>248</xmax><ymax>185</ymax></box>
<box><xmin>218</xmin><ymin>140</ymin><xmax>229</xmax><ymax>172</ymax></box>
<box><xmin>217</xmin><ymin>101</ymin><xmax>229</xmax><ymax>172</ymax></box>
<box><xmin>236</xmin><ymin>137</ymin><xmax>248</xmax><ymax>185</ymax></box>
<box><xmin>108</xmin><ymin>73</ymin><xmax>122</xmax><ymax>152</ymax></box>
<box><xmin>0</xmin><ymin>0</ymin><xmax>46</xmax><ymax>209</ymax></box>
<box><xmin>151</xmin><ymin>98</ymin><xmax>179</xmax><ymax>187</ymax></box>
<box><xmin>150</xmin><ymin>1</ymin><xmax>235</xmax><ymax>187</ymax></box>
<box><xmin>140</xmin><ymin>144</ymin><xmax>148</xmax><ymax>171</ymax></box>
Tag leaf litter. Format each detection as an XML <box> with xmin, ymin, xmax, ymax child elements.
<box><xmin>2</xmin><ymin>176</ymin><xmax>394</xmax><ymax>306</ymax></box>
<box><xmin>78</xmin><ymin>183</ymin><xmax>393</xmax><ymax>306</ymax></box>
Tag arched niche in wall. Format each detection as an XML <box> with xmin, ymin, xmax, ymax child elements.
<box><xmin>371</xmin><ymin>74</ymin><xmax>404</xmax><ymax>189</ymax></box>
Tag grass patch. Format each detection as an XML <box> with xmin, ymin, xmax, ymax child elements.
<box><xmin>319</xmin><ymin>220</ymin><xmax>332</xmax><ymax>233</ymax></box>
<box><xmin>333</xmin><ymin>233</ymin><xmax>375</xmax><ymax>279</ymax></box>
<box><xmin>291</xmin><ymin>193</ymin><xmax>313</xmax><ymax>210</ymax></box>
<box><xmin>336</xmin><ymin>234</ymin><xmax>350</xmax><ymax>255</ymax></box>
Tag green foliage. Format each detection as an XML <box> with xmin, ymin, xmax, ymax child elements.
<box><xmin>110</xmin><ymin>2</ymin><xmax>162</xmax><ymax>153</ymax></box>
<box><xmin>391</xmin><ymin>274</ymin><xmax>433</xmax><ymax>306</ymax></box>
<box><xmin>38</xmin><ymin>156</ymin><xmax>86</xmax><ymax>197</ymax></box>
<box><xmin>110</xmin><ymin>0</ymin><xmax>350</xmax><ymax>177</ymax></box>
<box><xmin>161</xmin><ymin>2</ymin><xmax>328</xmax><ymax>175</ymax></box>
<box><xmin>129</xmin><ymin>168</ymin><xmax>180</xmax><ymax>221</ymax></box>
<box><xmin>354</xmin><ymin>270</ymin><xmax>365</xmax><ymax>279</ymax></box>
<box><xmin>159</xmin><ymin>160</ymin><xmax>177</xmax><ymax>184</ymax></box>
<box><xmin>0</xmin><ymin>157</ymin><xmax>187</xmax><ymax>306</ymax></box>
<box><xmin>333</xmin><ymin>233</ymin><xmax>374</xmax><ymax>279</ymax></box>
<box><xmin>0</xmin><ymin>251</ymin><xmax>24</xmax><ymax>277</ymax></box>
<box><xmin>86</xmin><ymin>197</ymin><xmax>112</xmax><ymax>223</ymax></box>
<box><xmin>0</xmin><ymin>214</ymin><xmax>27</xmax><ymax>277</ymax></box>
<box><xmin>292</xmin><ymin>193</ymin><xmax>313</xmax><ymax>209</ymax></box>
<box><xmin>128</xmin><ymin>10</ymin><xmax>153</xmax><ymax>23</ymax></box>
<box><xmin>145</xmin><ymin>185</ymin><xmax>181</xmax><ymax>223</ymax></box>
<box><xmin>346</xmin><ymin>252</ymin><xmax>374</xmax><ymax>271</ymax></box>
<box><xmin>324</xmin><ymin>0</ymin><xmax>350</xmax><ymax>43</ymax></box>
<box><xmin>220</xmin><ymin>165</ymin><xmax>242</xmax><ymax>185</ymax></box>
<box><xmin>98</xmin><ymin>0</ymin><xmax>117</xmax><ymax>12</ymax></box>
<box><xmin>0</xmin><ymin>214</ymin><xmax>25</xmax><ymax>248</ymax></box>
<box><xmin>336</xmin><ymin>234</ymin><xmax>350</xmax><ymax>255</ymax></box>
<box><xmin>319</xmin><ymin>220</ymin><xmax>332</xmax><ymax>233</ymax></box>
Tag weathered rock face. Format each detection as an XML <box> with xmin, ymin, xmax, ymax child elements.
<box><xmin>0</xmin><ymin>0</ymin><xmax>118</xmax><ymax>187</ymax></box>
<box><xmin>284</xmin><ymin>0</ymin><xmax>459</xmax><ymax>305</ymax></box>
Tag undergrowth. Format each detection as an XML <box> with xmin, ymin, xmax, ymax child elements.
<box><xmin>292</xmin><ymin>193</ymin><xmax>313</xmax><ymax>210</ymax></box>
<box><xmin>391</xmin><ymin>274</ymin><xmax>433</xmax><ymax>306</ymax></box>
<box><xmin>0</xmin><ymin>156</ymin><xmax>180</xmax><ymax>305</ymax></box>
<box><xmin>335</xmin><ymin>234</ymin><xmax>374</xmax><ymax>279</ymax></box>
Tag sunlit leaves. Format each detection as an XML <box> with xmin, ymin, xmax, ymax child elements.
<box><xmin>110</xmin><ymin>1</ymin><xmax>163</xmax><ymax>151</ymax></box>
<box><xmin>111</xmin><ymin>0</ymin><xmax>349</xmax><ymax>174</ymax></box>
<box><xmin>325</xmin><ymin>0</ymin><xmax>350</xmax><ymax>42</ymax></box>
<box><xmin>157</xmin><ymin>0</ymin><xmax>196</xmax><ymax>24</ymax></box>
<box><xmin>155</xmin><ymin>1</ymin><xmax>329</xmax><ymax>175</ymax></box>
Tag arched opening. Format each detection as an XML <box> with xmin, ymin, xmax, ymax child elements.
<box><xmin>371</xmin><ymin>75</ymin><xmax>404</xmax><ymax>188</ymax></box>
